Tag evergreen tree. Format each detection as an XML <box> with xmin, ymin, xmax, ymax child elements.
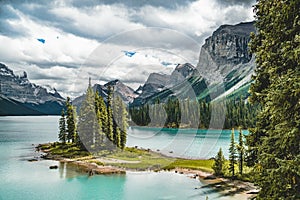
<box><xmin>228</xmin><ymin>128</ymin><xmax>237</xmax><ymax>178</ymax></box>
<box><xmin>113</xmin><ymin>95</ymin><xmax>128</xmax><ymax>149</ymax></box>
<box><xmin>212</xmin><ymin>148</ymin><xmax>226</xmax><ymax>176</ymax></box>
<box><xmin>119</xmin><ymin>98</ymin><xmax>128</xmax><ymax>149</ymax></box>
<box><xmin>58</xmin><ymin>109</ymin><xmax>66</xmax><ymax>143</ymax></box>
<box><xmin>237</xmin><ymin>128</ymin><xmax>244</xmax><ymax>175</ymax></box>
<box><xmin>112</xmin><ymin>95</ymin><xmax>129</xmax><ymax>149</ymax></box>
<box><xmin>77</xmin><ymin>83</ymin><xmax>102</xmax><ymax>151</ymax></box>
<box><xmin>106</xmin><ymin>86</ymin><xmax>114</xmax><ymax>142</ymax></box>
<box><xmin>95</xmin><ymin>92</ymin><xmax>108</xmax><ymax>149</ymax></box>
<box><xmin>95</xmin><ymin>92</ymin><xmax>108</xmax><ymax>134</ymax></box>
<box><xmin>66</xmin><ymin>97</ymin><xmax>76</xmax><ymax>143</ymax></box>
<box><xmin>247</xmin><ymin>0</ymin><xmax>300</xmax><ymax>198</ymax></box>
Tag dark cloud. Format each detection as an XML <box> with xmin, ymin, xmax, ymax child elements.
<box><xmin>70</xmin><ymin>0</ymin><xmax>197</xmax><ymax>10</ymax></box>
<box><xmin>29</xmin><ymin>72</ymin><xmax>67</xmax><ymax>80</ymax></box>
<box><xmin>215</xmin><ymin>0</ymin><xmax>255</xmax><ymax>6</ymax></box>
<box><xmin>28</xmin><ymin>61</ymin><xmax>80</xmax><ymax>69</ymax></box>
<box><xmin>0</xmin><ymin>4</ymin><xmax>28</xmax><ymax>37</ymax></box>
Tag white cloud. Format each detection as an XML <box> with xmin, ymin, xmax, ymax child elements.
<box><xmin>0</xmin><ymin>0</ymin><xmax>254</xmax><ymax>98</ymax></box>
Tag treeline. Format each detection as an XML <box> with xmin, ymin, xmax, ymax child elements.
<box><xmin>129</xmin><ymin>97</ymin><xmax>259</xmax><ymax>129</ymax></box>
<box><xmin>58</xmin><ymin>83</ymin><xmax>128</xmax><ymax>151</ymax></box>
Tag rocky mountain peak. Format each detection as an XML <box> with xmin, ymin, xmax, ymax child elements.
<box><xmin>197</xmin><ymin>21</ymin><xmax>256</xmax><ymax>85</ymax></box>
<box><xmin>169</xmin><ymin>63</ymin><xmax>197</xmax><ymax>86</ymax></box>
<box><xmin>0</xmin><ymin>63</ymin><xmax>65</xmax><ymax>115</ymax></box>
<box><xmin>202</xmin><ymin>21</ymin><xmax>255</xmax><ymax>66</ymax></box>
<box><xmin>0</xmin><ymin>63</ymin><xmax>14</xmax><ymax>77</ymax></box>
<box><xmin>145</xmin><ymin>73</ymin><xmax>170</xmax><ymax>85</ymax></box>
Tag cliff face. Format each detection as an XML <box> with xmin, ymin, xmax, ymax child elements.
<box><xmin>197</xmin><ymin>21</ymin><xmax>255</xmax><ymax>86</ymax></box>
<box><xmin>0</xmin><ymin>63</ymin><xmax>65</xmax><ymax>115</ymax></box>
<box><xmin>203</xmin><ymin>22</ymin><xmax>254</xmax><ymax>66</ymax></box>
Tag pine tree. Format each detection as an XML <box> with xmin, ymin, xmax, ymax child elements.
<box><xmin>77</xmin><ymin>82</ymin><xmax>102</xmax><ymax>151</ymax></box>
<box><xmin>228</xmin><ymin>128</ymin><xmax>237</xmax><ymax>178</ymax></box>
<box><xmin>66</xmin><ymin>97</ymin><xmax>76</xmax><ymax>143</ymax></box>
<box><xmin>237</xmin><ymin>128</ymin><xmax>244</xmax><ymax>175</ymax></box>
<box><xmin>58</xmin><ymin>109</ymin><xmax>66</xmax><ymax>144</ymax></box>
<box><xmin>119</xmin><ymin>98</ymin><xmax>128</xmax><ymax>149</ymax></box>
<box><xmin>95</xmin><ymin>92</ymin><xmax>108</xmax><ymax>133</ymax></box>
<box><xmin>94</xmin><ymin>92</ymin><xmax>108</xmax><ymax>150</ymax></box>
<box><xmin>247</xmin><ymin>0</ymin><xmax>300</xmax><ymax>199</ymax></box>
<box><xmin>212</xmin><ymin>148</ymin><xmax>225</xmax><ymax>176</ymax></box>
<box><xmin>113</xmin><ymin>95</ymin><xmax>128</xmax><ymax>149</ymax></box>
<box><xmin>106</xmin><ymin>86</ymin><xmax>114</xmax><ymax>143</ymax></box>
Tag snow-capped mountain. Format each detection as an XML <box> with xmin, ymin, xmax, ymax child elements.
<box><xmin>0</xmin><ymin>63</ymin><xmax>65</xmax><ymax>115</ymax></box>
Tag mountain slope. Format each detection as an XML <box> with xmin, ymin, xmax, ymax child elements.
<box><xmin>0</xmin><ymin>63</ymin><xmax>65</xmax><ymax>115</ymax></box>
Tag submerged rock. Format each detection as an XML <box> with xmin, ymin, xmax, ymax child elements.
<box><xmin>49</xmin><ymin>165</ymin><xmax>58</xmax><ymax>169</ymax></box>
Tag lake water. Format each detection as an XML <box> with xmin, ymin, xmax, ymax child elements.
<box><xmin>0</xmin><ymin>116</ymin><xmax>245</xmax><ymax>200</ymax></box>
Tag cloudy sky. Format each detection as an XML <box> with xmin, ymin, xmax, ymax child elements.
<box><xmin>0</xmin><ymin>0</ymin><xmax>255</xmax><ymax>98</ymax></box>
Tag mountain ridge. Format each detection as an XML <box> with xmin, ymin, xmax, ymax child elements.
<box><xmin>0</xmin><ymin>63</ymin><xmax>65</xmax><ymax>115</ymax></box>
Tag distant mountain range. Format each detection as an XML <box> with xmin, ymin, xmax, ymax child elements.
<box><xmin>131</xmin><ymin>21</ymin><xmax>256</xmax><ymax>105</ymax></box>
<box><xmin>0</xmin><ymin>63</ymin><xmax>65</xmax><ymax>115</ymax></box>
<box><xmin>0</xmin><ymin>21</ymin><xmax>256</xmax><ymax>115</ymax></box>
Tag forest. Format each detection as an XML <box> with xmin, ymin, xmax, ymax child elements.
<box><xmin>129</xmin><ymin>97</ymin><xmax>260</xmax><ymax>129</ymax></box>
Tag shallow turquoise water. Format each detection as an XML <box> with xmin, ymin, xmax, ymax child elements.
<box><xmin>0</xmin><ymin>116</ymin><xmax>244</xmax><ymax>200</ymax></box>
<box><xmin>127</xmin><ymin>126</ymin><xmax>247</xmax><ymax>159</ymax></box>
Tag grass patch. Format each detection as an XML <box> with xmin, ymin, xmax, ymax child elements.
<box><xmin>40</xmin><ymin>142</ymin><xmax>91</xmax><ymax>158</ymax></box>
<box><xmin>163</xmin><ymin>159</ymin><xmax>214</xmax><ymax>173</ymax></box>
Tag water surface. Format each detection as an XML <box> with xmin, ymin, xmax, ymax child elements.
<box><xmin>0</xmin><ymin>116</ymin><xmax>244</xmax><ymax>200</ymax></box>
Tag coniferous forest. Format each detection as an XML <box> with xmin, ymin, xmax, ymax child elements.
<box><xmin>129</xmin><ymin>97</ymin><xmax>260</xmax><ymax>129</ymax></box>
<box><xmin>58</xmin><ymin>82</ymin><xmax>128</xmax><ymax>152</ymax></box>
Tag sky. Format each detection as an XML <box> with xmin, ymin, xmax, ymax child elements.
<box><xmin>0</xmin><ymin>0</ymin><xmax>255</xmax><ymax>98</ymax></box>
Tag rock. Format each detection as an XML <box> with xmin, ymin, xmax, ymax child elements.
<box><xmin>28</xmin><ymin>159</ymin><xmax>38</xmax><ymax>162</ymax></box>
<box><xmin>204</xmin><ymin>175</ymin><xmax>216</xmax><ymax>180</ymax></box>
<box><xmin>49</xmin><ymin>165</ymin><xmax>58</xmax><ymax>169</ymax></box>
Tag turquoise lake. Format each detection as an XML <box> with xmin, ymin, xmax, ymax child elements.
<box><xmin>0</xmin><ymin>116</ymin><xmax>246</xmax><ymax>200</ymax></box>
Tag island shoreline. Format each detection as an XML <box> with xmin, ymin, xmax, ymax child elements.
<box><xmin>35</xmin><ymin>143</ymin><xmax>258</xmax><ymax>200</ymax></box>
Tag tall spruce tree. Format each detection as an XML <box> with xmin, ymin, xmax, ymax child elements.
<box><xmin>237</xmin><ymin>128</ymin><xmax>244</xmax><ymax>175</ymax></box>
<box><xmin>66</xmin><ymin>97</ymin><xmax>76</xmax><ymax>143</ymax></box>
<box><xmin>229</xmin><ymin>128</ymin><xmax>237</xmax><ymax>178</ymax></box>
<box><xmin>212</xmin><ymin>148</ymin><xmax>225</xmax><ymax>176</ymax></box>
<box><xmin>247</xmin><ymin>0</ymin><xmax>300</xmax><ymax>199</ymax></box>
<box><xmin>112</xmin><ymin>95</ymin><xmax>128</xmax><ymax>149</ymax></box>
<box><xmin>106</xmin><ymin>86</ymin><xmax>114</xmax><ymax>142</ymax></box>
<box><xmin>77</xmin><ymin>81</ymin><xmax>102</xmax><ymax>151</ymax></box>
<box><xmin>58</xmin><ymin>109</ymin><xmax>66</xmax><ymax>144</ymax></box>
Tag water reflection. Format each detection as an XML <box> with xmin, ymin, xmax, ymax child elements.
<box><xmin>58</xmin><ymin>162</ymin><xmax>89</xmax><ymax>179</ymax></box>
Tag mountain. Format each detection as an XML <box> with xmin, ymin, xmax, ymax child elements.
<box><xmin>73</xmin><ymin>79</ymin><xmax>138</xmax><ymax>109</ymax></box>
<box><xmin>132</xmin><ymin>63</ymin><xmax>205</xmax><ymax>105</ymax></box>
<box><xmin>0</xmin><ymin>63</ymin><xmax>65</xmax><ymax>115</ymax></box>
<box><xmin>197</xmin><ymin>21</ymin><xmax>256</xmax><ymax>100</ymax></box>
<box><xmin>131</xmin><ymin>21</ymin><xmax>255</xmax><ymax>106</ymax></box>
